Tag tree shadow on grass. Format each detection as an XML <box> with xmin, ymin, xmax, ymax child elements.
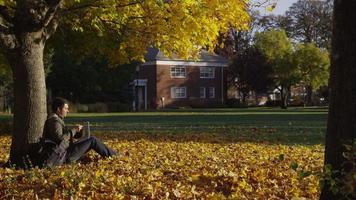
<box><xmin>96</xmin><ymin>127</ymin><xmax>325</xmax><ymax>146</ymax></box>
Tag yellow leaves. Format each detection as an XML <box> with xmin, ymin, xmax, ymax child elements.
<box><xmin>60</xmin><ymin>171</ymin><xmax>66</xmax><ymax>177</ymax></box>
<box><xmin>266</xmin><ymin>4</ymin><xmax>276</xmax><ymax>12</ymax></box>
<box><xmin>0</xmin><ymin>134</ymin><xmax>323</xmax><ymax>199</ymax></box>
<box><xmin>59</xmin><ymin>0</ymin><xmax>249</xmax><ymax>65</ymax></box>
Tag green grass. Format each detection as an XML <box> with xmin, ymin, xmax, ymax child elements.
<box><xmin>0</xmin><ymin>107</ymin><xmax>328</xmax><ymax>145</ymax></box>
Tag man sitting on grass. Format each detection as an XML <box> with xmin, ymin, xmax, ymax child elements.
<box><xmin>41</xmin><ymin>97</ymin><xmax>116</xmax><ymax>167</ymax></box>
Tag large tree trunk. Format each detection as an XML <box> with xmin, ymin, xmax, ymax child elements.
<box><xmin>320</xmin><ymin>0</ymin><xmax>356</xmax><ymax>199</ymax></box>
<box><xmin>0</xmin><ymin>0</ymin><xmax>61</xmax><ymax>167</ymax></box>
<box><xmin>6</xmin><ymin>32</ymin><xmax>47</xmax><ymax>167</ymax></box>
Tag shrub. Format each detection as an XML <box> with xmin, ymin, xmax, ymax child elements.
<box><xmin>265</xmin><ymin>100</ymin><xmax>282</xmax><ymax>107</ymax></box>
<box><xmin>87</xmin><ymin>103</ymin><xmax>108</xmax><ymax>113</ymax></box>
<box><xmin>106</xmin><ymin>102</ymin><xmax>131</xmax><ymax>112</ymax></box>
<box><xmin>226</xmin><ymin>98</ymin><xmax>248</xmax><ymax>108</ymax></box>
<box><xmin>75</xmin><ymin>103</ymin><xmax>89</xmax><ymax>112</ymax></box>
<box><xmin>0</xmin><ymin>120</ymin><xmax>12</xmax><ymax>135</ymax></box>
<box><xmin>289</xmin><ymin>97</ymin><xmax>304</xmax><ymax>107</ymax></box>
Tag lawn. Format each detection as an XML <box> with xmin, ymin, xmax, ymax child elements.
<box><xmin>0</xmin><ymin>107</ymin><xmax>327</xmax><ymax>199</ymax></box>
<box><xmin>65</xmin><ymin>107</ymin><xmax>327</xmax><ymax>145</ymax></box>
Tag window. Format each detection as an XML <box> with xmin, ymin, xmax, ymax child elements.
<box><xmin>209</xmin><ymin>87</ymin><xmax>215</xmax><ymax>98</ymax></box>
<box><xmin>200</xmin><ymin>87</ymin><xmax>206</xmax><ymax>98</ymax></box>
<box><xmin>171</xmin><ymin>66</ymin><xmax>186</xmax><ymax>78</ymax></box>
<box><xmin>171</xmin><ymin>87</ymin><xmax>187</xmax><ymax>98</ymax></box>
<box><xmin>200</xmin><ymin>67</ymin><xmax>215</xmax><ymax>78</ymax></box>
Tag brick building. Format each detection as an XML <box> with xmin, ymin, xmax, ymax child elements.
<box><xmin>133</xmin><ymin>48</ymin><xmax>228</xmax><ymax>110</ymax></box>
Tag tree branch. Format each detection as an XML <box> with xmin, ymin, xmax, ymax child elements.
<box><xmin>62</xmin><ymin>0</ymin><xmax>145</xmax><ymax>13</ymax></box>
<box><xmin>0</xmin><ymin>5</ymin><xmax>13</xmax><ymax>25</ymax></box>
<box><xmin>0</xmin><ymin>31</ymin><xmax>17</xmax><ymax>50</ymax></box>
<box><xmin>43</xmin><ymin>0</ymin><xmax>61</xmax><ymax>28</ymax></box>
<box><xmin>61</xmin><ymin>0</ymin><xmax>105</xmax><ymax>13</ymax></box>
<box><xmin>0</xmin><ymin>24</ymin><xmax>9</xmax><ymax>33</ymax></box>
<box><xmin>116</xmin><ymin>0</ymin><xmax>145</xmax><ymax>8</ymax></box>
<box><xmin>43</xmin><ymin>16</ymin><xmax>59</xmax><ymax>40</ymax></box>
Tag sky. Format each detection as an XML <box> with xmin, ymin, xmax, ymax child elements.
<box><xmin>253</xmin><ymin>0</ymin><xmax>298</xmax><ymax>16</ymax></box>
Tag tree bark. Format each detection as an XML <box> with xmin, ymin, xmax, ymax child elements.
<box><xmin>241</xmin><ymin>91</ymin><xmax>248</xmax><ymax>104</ymax></box>
<box><xmin>6</xmin><ymin>32</ymin><xmax>47</xmax><ymax>167</ymax></box>
<box><xmin>320</xmin><ymin>0</ymin><xmax>356</xmax><ymax>199</ymax></box>
<box><xmin>0</xmin><ymin>0</ymin><xmax>61</xmax><ymax>167</ymax></box>
<box><xmin>280</xmin><ymin>86</ymin><xmax>288</xmax><ymax>109</ymax></box>
<box><xmin>305</xmin><ymin>84</ymin><xmax>313</xmax><ymax>106</ymax></box>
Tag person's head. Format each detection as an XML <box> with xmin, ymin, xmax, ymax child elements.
<box><xmin>52</xmin><ymin>97</ymin><xmax>69</xmax><ymax>118</ymax></box>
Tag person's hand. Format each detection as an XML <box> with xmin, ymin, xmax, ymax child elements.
<box><xmin>74</xmin><ymin>124</ymin><xmax>83</xmax><ymax>133</ymax></box>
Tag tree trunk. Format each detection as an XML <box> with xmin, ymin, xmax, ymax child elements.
<box><xmin>320</xmin><ymin>0</ymin><xmax>356</xmax><ymax>199</ymax></box>
<box><xmin>280</xmin><ymin>86</ymin><xmax>288</xmax><ymax>109</ymax></box>
<box><xmin>305</xmin><ymin>85</ymin><xmax>313</xmax><ymax>106</ymax></box>
<box><xmin>241</xmin><ymin>91</ymin><xmax>248</xmax><ymax>104</ymax></box>
<box><xmin>0</xmin><ymin>0</ymin><xmax>61</xmax><ymax>168</ymax></box>
<box><xmin>6</xmin><ymin>32</ymin><xmax>47</xmax><ymax>167</ymax></box>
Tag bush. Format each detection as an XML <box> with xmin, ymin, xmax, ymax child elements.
<box><xmin>106</xmin><ymin>102</ymin><xmax>131</xmax><ymax>112</ymax></box>
<box><xmin>226</xmin><ymin>98</ymin><xmax>248</xmax><ymax>108</ymax></box>
<box><xmin>72</xmin><ymin>102</ymin><xmax>131</xmax><ymax>113</ymax></box>
<box><xmin>265</xmin><ymin>100</ymin><xmax>282</xmax><ymax>107</ymax></box>
<box><xmin>0</xmin><ymin>120</ymin><xmax>12</xmax><ymax>135</ymax></box>
<box><xmin>87</xmin><ymin>103</ymin><xmax>108</xmax><ymax>113</ymax></box>
<box><xmin>289</xmin><ymin>97</ymin><xmax>304</xmax><ymax>107</ymax></box>
<box><xmin>75</xmin><ymin>103</ymin><xmax>89</xmax><ymax>112</ymax></box>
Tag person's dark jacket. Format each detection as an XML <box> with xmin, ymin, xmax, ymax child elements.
<box><xmin>41</xmin><ymin>113</ymin><xmax>76</xmax><ymax>167</ymax></box>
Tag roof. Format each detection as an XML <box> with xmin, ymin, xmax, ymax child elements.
<box><xmin>144</xmin><ymin>47</ymin><xmax>228</xmax><ymax>64</ymax></box>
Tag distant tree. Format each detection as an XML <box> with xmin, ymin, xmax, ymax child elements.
<box><xmin>0</xmin><ymin>53</ymin><xmax>12</xmax><ymax>111</ymax></box>
<box><xmin>320</xmin><ymin>1</ymin><xmax>356</xmax><ymax>199</ymax></box>
<box><xmin>285</xmin><ymin>0</ymin><xmax>333</xmax><ymax>49</ymax></box>
<box><xmin>229</xmin><ymin>47</ymin><xmax>272</xmax><ymax>104</ymax></box>
<box><xmin>255</xmin><ymin>0</ymin><xmax>333</xmax><ymax>50</ymax></box>
<box><xmin>293</xmin><ymin>43</ymin><xmax>330</xmax><ymax>105</ymax></box>
<box><xmin>215</xmin><ymin>11</ymin><xmax>274</xmax><ymax>105</ymax></box>
<box><xmin>255</xmin><ymin>29</ymin><xmax>299</xmax><ymax>109</ymax></box>
<box><xmin>0</xmin><ymin>53</ymin><xmax>11</xmax><ymax>87</ymax></box>
<box><xmin>47</xmin><ymin>48</ymin><xmax>136</xmax><ymax>104</ymax></box>
<box><xmin>256</xmin><ymin>14</ymin><xmax>293</xmax><ymax>34</ymax></box>
<box><xmin>215</xmin><ymin>10</ymin><xmax>262</xmax><ymax>58</ymax></box>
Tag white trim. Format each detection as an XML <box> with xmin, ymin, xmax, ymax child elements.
<box><xmin>170</xmin><ymin>66</ymin><xmax>186</xmax><ymax>78</ymax></box>
<box><xmin>221</xmin><ymin>67</ymin><xmax>224</xmax><ymax>104</ymax></box>
<box><xmin>200</xmin><ymin>87</ymin><xmax>206</xmax><ymax>98</ymax></box>
<box><xmin>145</xmin><ymin>85</ymin><xmax>147</xmax><ymax>110</ymax></box>
<box><xmin>171</xmin><ymin>87</ymin><xmax>187</xmax><ymax>98</ymax></box>
<box><xmin>200</xmin><ymin>67</ymin><xmax>215</xmax><ymax>79</ymax></box>
<box><xmin>142</xmin><ymin>60</ymin><xmax>228</xmax><ymax>67</ymax></box>
<box><xmin>133</xmin><ymin>79</ymin><xmax>148</xmax><ymax>110</ymax></box>
<box><xmin>209</xmin><ymin>87</ymin><xmax>215</xmax><ymax>99</ymax></box>
<box><xmin>133</xmin><ymin>79</ymin><xmax>147</xmax><ymax>86</ymax></box>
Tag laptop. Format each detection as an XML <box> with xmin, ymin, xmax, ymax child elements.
<box><xmin>81</xmin><ymin>121</ymin><xmax>91</xmax><ymax>139</ymax></box>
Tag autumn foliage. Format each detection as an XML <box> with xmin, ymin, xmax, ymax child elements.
<box><xmin>0</xmin><ymin>131</ymin><xmax>323</xmax><ymax>199</ymax></box>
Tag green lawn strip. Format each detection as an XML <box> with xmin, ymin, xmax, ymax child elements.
<box><xmin>0</xmin><ymin>107</ymin><xmax>327</xmax><ymax>145</ymax></box>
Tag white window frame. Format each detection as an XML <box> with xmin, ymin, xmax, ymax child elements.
<box><xmin>171</xmin><ymin>87</ymin><xmax>187</xmax><ymax>98</ymax></box>
<box><xmin>200</xmin><ymin>87</ymin><xmax>206</xmax><ymax>98</ymax></box>
<box><xmin>200</xmin><ymin>67</ymin><xmax>215</xmax><ymax>79</ymax></box>
<box><xmin>209</xmin><ymin>87</ymin><xmax>215</xmax><ymax>98</ymax></box>
<box><xmin>170</xmin><ymin>66</ymin><xmax>186</xmax><ymax>78</ymax></box>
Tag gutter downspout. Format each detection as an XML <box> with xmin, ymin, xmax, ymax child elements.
<box><xmin>221</xmin><ymin>67</ymin><xmax>224</xmax><ymax>104</ymax></box>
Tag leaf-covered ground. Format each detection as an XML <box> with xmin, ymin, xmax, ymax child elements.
<box><xmin>0</xmin><ymin>131</ymin><xmax>324</xmax><ymax>199</ymax></box>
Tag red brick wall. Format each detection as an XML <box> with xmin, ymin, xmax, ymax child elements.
<box><xmin>156</xmin><ymin>65</ymin><xmax>226</xmax><ymax>108</ymax></box>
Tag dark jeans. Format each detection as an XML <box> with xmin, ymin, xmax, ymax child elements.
<box><xmin>66</xmin><ymin>136</ymin><xmax>116</xmax><ymax>163</ymax></box>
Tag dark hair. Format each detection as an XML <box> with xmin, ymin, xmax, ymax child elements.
<box><xmin>52</xmin><ymin>97</ymin><xmax>68</xmax><ymax>112</ymax></box>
